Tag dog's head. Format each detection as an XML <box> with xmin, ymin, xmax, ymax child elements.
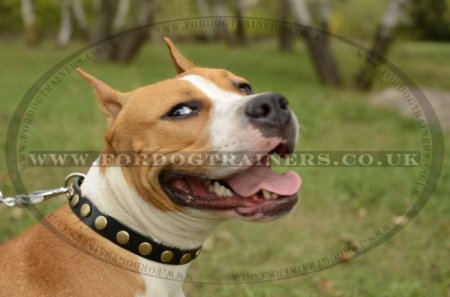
<box><xmin>78</xmin><ymin>38</ymin><xmax>301</xmax><ymax>222</ymax></box>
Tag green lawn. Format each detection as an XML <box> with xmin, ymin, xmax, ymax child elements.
<box><xmin>0</xmin><ymin>38</ymin><xmax>449</xmax><ymax>297</ymax></box>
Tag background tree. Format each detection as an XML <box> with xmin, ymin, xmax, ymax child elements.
<box><xmin>409</xmin><ymin>0</ymin><xmax>450</xmax><ymax>41</ymax></box>
<box><xmin>355</xmin><ymin>0</ymin><xmax>410</xmax><ymax>91</ymax></box>
<box><xmin>6</xmin><ymin>0</ymin><xmax>448</xmax><ymax>87</ymax></box>
<box><xmin>112</xmin><ymin>0</ymin><xmax>131</xmax><ymax>32</ymax></box>
<box><xmin>210</xmin><ymin>0</ymin><xmax>233</xmax><ymax>43</ymax></box>
<box><xmin>196</xmin><ymin>0</ymin><xmax>215</xmax><ymax>41</ymax></box>
<box><xmin>234</xmin><ymin>0</ymin><xmax>247</xmax><ymax>45</ymax></box>
<box><xmin>20</xmin><ymin>0</ymin><xmax>39</xmax><ymax>45</ymax></box>
<box><xmin>108</xmin><ymin>0</ymin><xmax>159</xmax><ymax>62</ymax></box>
<box><xmin>57</xmin><ymin>0</ymin><xmax>89</xmax><ymax>48</ymax></box>
<box><xmin>92</xmin><ymin>0</ymin><xmax>118</xmax><ymax>42</ymax></box>
<box><xmin>278</xmin><ymin>0</ymin><xmax>294</xmax><ymax>52</ymax></box>
<box><xmin>288</xmin><ymin>0</ymin><xmax>342</xmax><ymax>87</ymax></box>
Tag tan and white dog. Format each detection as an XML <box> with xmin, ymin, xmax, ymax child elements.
<box><xmin>0</xmin><ymin>38</ymin><xmax>302</xmax><ymax>297</ymax></box>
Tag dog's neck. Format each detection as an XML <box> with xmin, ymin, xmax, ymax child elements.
<box><xmin>80</xmin><ymin>163</ymin><xmax>225</xmax><ymax>250</ymax></box>
<box><xmin>80</xmin><ymin>163</ymin><xmax>226</xmax><ymax>296</ymax></box>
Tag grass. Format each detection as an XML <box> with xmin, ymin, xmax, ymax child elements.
<box><xmin>0</xmin><ymin>37</ymin><xmax>449</xmax><ymax>297</ymax></box>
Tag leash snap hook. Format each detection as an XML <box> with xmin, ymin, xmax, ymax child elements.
<box><xmin>0</xmin><ymin>172</ymin><xmax>86</xmax><ymax>207</ymax></box>
<box><xmin>19</xmin><ymin>187</ymin><xmax>69</xmax><ymax>206</ymax></box>
<box><xmin>0</xmin><ymin>187</ymin><xmax>69</xmax><ymax>207</ymax></box>
<box><xmin>0</xmin><ymin>192</ymin><xmax>18</xmax><ymax>207</ymax></box>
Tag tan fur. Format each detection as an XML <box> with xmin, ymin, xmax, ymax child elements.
<box><xmin>164</xmin><ymin>37</ymin><xmax>195</xmax><ymax>74</ymax></box>
<box><xmin>0</xmin><ymin>206</ymin><xmax>145</xmax><ymax>297</ymax></box>
<box><xmin>108</xmin><ymin>79</ymin><xmax>214</xmax><ymax>211</ymax></box>
<box><xmin>163</xmin><ymin>37</ymin><xmax>250</xmax><ymax>94</ymax></box>
<box><xmin>179</xmin><ymin>67</ymin><xmax>250</xmax><ymax>95</ymax></box>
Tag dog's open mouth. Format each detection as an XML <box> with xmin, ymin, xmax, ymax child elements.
<box><xmin>160</xmin><ymin>144</ymin><xmax>302</xmax><ymax>219</ymax></box>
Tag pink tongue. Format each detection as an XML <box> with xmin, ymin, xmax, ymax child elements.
<box><xmin>225</xmin><ymin>165</ymin><xmax>302</xmax><ymax>197</ymax></box>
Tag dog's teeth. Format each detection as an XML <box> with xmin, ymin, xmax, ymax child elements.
<box><xmin>209</xmin><ymin>181</ymin><xmax>233</xmax><ymax>197</ymax></box>
<box><xmin>211</xmin><ymin>183</ymin><xmax>217</xmax><ymax>194</ymax></box>
<box><xmin>271</xmin><ymin>193</ymin><xmax>279</xmax><ymax>199</ymax></box>
<box><xmin>213</xmin><ymin>182</ymin><xmax>220</xmax><ymax>194</ymax></box>
<box><xmin>218</xmin><ymin>188</ymin><xmax>226</xmax><ymax>196</ymax></box>
<box><xmin>212</xmin><ymin>182</ymin><xmax>224</xmax><ymax>196</ymax></box>
<box><xmin>262</xmin><ymin>190</ymin><xmax>271</xmax><ymax>200</ymax></box>
<box><xmin>223</xmin><ymin>189</ymin><xmax>233</xmax><ymax>197</ymax></box>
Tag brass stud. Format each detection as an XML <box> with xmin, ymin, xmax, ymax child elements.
<box><xmin>80</xmin><ymin>203</ymin><xmax>91</xmax><ymax>217</ymax></box>
<box><xmin>70</xmin><ymin>194</ymin><xmax>80</xmax><ymax>207</ymax></box>
<box><xmin>160</xmin><ymin>250</ymin><xmax>174</xmax><ymax>263</ymax></box>
<box><xmin>138</xmin><ymin>242</ymin><xmax>153</xmax><ymax>256</ymax></box>
<box><xmin>116</xmin><ymin>231</ymin><xmax>130</xmax><ymax>245</ymax></box>
<box><xmin>180</xmin><ymin>253</ymin><xmax>192</xmax><ymax>264</ymax></box>
<box><xmin>94</xmin><ymin>216</ymin><xmax>108</xmax><ymax>231</ymax></box>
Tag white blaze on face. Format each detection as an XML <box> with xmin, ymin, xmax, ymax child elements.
<box><xmin>179</xmin><ymin>74</ymin><xmax>282</xmax><ymax>178</ymax></box>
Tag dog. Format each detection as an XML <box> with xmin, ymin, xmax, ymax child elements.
<box><xmin>0</xmin><ymin>37</ymin><xmax>302</xmax><ymax>297</ymax></box>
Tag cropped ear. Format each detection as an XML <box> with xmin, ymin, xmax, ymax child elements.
<box><xmin>163</xmin><ymin>37</ymin><xmax>195</xmax><ymax>74</ymax></box>
<box><xmin>76</xmin><ymin>68</ymin><xmax>125</xmax><ymax>122</ymax></box>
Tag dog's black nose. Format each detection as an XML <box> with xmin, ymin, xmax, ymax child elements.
<box><xmin>245</xmin><ymin>92</ymin><xmax>291</xmax><ymax>129</ymax></box>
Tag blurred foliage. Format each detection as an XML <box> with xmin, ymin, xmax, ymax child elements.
<box><xmin>409</xmin><ymin>0</ymin><xmax>450</xmax><ymax>41</ymax></box>
<box><xmin>0</xmin><ymin>0</ymin><xmax>381</xmax><ymax>39</ymax></box>
<box><xmin>0</xmin><ymin>0</ymin><xmax>60</xmax><ymax>34</ymax></box>
<box><xmin>0</xmin><ymin>0</ymin><xmax>22</xmax><ymax>34</ymax></box>
<box><xmin>0</xmin><ymin>0</ymin><xmax>449</xmax><ymax>41</ymax></box>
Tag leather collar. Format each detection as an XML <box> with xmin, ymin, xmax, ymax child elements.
<box><xmin>69</xmin><ymin>177</ymin><xmax>202</xmax><ymax>265</ymax></box>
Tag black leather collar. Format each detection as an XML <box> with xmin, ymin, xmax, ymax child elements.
<box><xmin>69</xmin><ymin>177</ymin><xmax>202</xmax><ymax>265</ymax></box>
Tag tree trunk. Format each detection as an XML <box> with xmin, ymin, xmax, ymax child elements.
<box><xmin>319</xmin><ymin>0</ymin><xmax>331</xmax><ymax>31</ymax></box>
<box><xmin>72</xmin><ymin>0</ymin><xmax>90</xmax><ymax>39</ymax></box>
<box><xmin>234</xmin><ymin>0</ymin><xmax>247</xmax><ymax>45</ymax></box>
<box><xmin>109</xmin><ymin>0</ymin><xmax>158</xmax><ymax>63</ymax></box>
<box><xmin>278</xmin><ymin>0</ymin><xmax>294</xmax><ymax>52</ymax></box>
<box><xmin>210</xmin><ymin>0</ymin><xmax>233</xmax><ymax>43</ymax></box>
<box><xmin>113</xmin><ymin>0</ymin><xmax>131</xmax><ymax>32</ymax></box>
<box><xmin>57</xmin><ymin>0</ymin><xmax>72</xmax><ymax>48</ymax></box>
<box><xmin>196</xmin><ymin>0</ymin><xmax>215</xmax><ymax>41</ymax></box>
<box><xmin>21</xmin><ymin>0</ymin><xmax>39</xmax><ymax>45</ymax></box>
<box><xmin>355</xmin><ymin>0</ymin><xmax>410</xmax><ymax>91</ymax></box>
<box><xmin>288</xmin><ymin>0</ymin><xmax>342</xmax><ymax>87</ymax></box>
<box><xmin>92</xmin><ymin>0</ymin><xmax>118</xmax><ymax>41</ymax></box>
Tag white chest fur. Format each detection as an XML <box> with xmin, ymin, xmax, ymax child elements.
<box><xmin>80</xmin><ymin>163</ymin><xmax>223</xmax><ymax>296</ymax></box>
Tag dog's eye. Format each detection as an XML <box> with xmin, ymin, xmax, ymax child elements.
<box><xmin>236</xmin><ymin>82</ymin><xmax>253</xmax><ymax>95</ymax></box>
<box><xmin>172</xmin><ymin>105</ymin><xmax>193</xmax><ymax>116</ymax></box>
<box><xmin>164</xmin><ymin>102</ymin><xmax>201</xmax><ymax>119</ymax></box>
